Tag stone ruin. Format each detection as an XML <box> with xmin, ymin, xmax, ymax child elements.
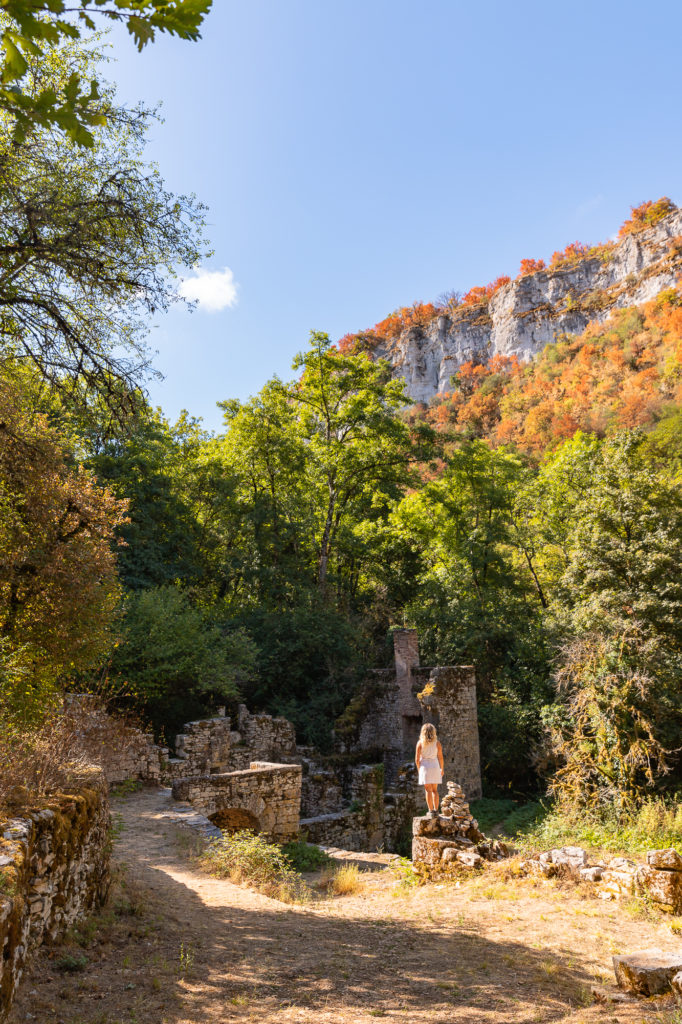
<box><xmin>411</xmin><ymin>781</ymin><xmax>508</xmax><ymax>869</ymax></box>
<box><xmin>91</xmin><ymin>628</ymin><xmax>484</xmax><ymax>855</ymax></box>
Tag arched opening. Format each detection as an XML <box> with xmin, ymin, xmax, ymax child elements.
<box><xmin>209</xmin><ymin>807</ymin><xmax>261</xmax><ymax>833</ymax></box>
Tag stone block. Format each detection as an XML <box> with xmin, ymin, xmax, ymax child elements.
<box><xmin>613</xmin><ymin>951</ymin><xmax>682</xmax><ymax>995</ymax></box>
<box><xmin>412</xmin><ymin>835</ymin><xmax>470</xmax><ymax>866</ymax></box>
<box><xmin>580</xmin><ymin>865</ymin><xmax>605</xmax><ymax>882</ymax></box>
<box><xmin>647</xmin><ymin>848</ymin><xmax>682</xmax><ymax>871</ymax></box>
<box><xmin>637</xmin><ymin>865</ymin><xmax>682</xmax><ymax>912</ymax></box>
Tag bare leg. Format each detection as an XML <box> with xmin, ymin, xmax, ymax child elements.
<box><xmin>433</xmin><ymin>784</ymin><xmax>440</xmax><ymax>812</ymax></box>
<box><xmin>424</xmin><ymin>785</ymin><xmax>433</xmax><ymax>811</ymax></box>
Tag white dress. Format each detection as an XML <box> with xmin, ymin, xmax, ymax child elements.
<box><xmin>418</xmin><ymin>738</ymin><xmax>442</xmax><ymax>784</ymax></box>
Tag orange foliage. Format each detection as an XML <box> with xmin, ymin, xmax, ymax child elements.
<box><xmin>618</xmin><ymin>197</ymin><xmax>676</xmax><ymax>238</ymax></box>
<box><xmin>423</xmin><ymin>287</ymin><xmax>682</xmax><ymax>455</ymax></box>
<box><xmin>550</xmin><ymin>241</ymin><xmax>590</xmax><ymax>268</ymax></box>
<box><xmin>373</xmin><ymin>302</ymin><xmax>438</xmax><ymax>339</ymax></box>
<box><xmin>461</xmin><ymin>276</ymin><xmax>511</xmax><ymax>307</ymax></box>
<box><xmin>518</xmin><ymin>258</ymin><xmax>546</xmax><ymax>276</ymax></box>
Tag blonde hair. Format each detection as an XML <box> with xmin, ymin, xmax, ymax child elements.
<box><xmin>419</xmin><ymin>723</ymin><xmax>437</xmax><ymax>746</ymax></box>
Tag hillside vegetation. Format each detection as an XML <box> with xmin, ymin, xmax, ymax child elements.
<box><xmin>422</xmin><ymin>287</ymin><xmax>682</xmax><ymax>453</ymax></box>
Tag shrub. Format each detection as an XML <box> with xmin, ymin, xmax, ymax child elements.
<box><xmin>517</xmin><ymin>798</ymin><xmax>682</xmax><ymax>855</ymax></box>
<box><xmin>619</xmin><ymin>197</ymin><xmax>676</xmax><ymax>238</ymax></box>
<box><xmin>201</xmin><ymin>831</ymin><xmax>308</xmax><ymax>903</ymax></box>
<box><xmin>281</xmin><ymin>840</ymin><xmax>331</xmax><ymax>873</ymax></box>
<box><xmin>327</xmin><ymin>863</ymin><xmax>363</xmax><ymax>896</ymax></box>
<box><xmin>0</xmin><ymin>702</ymin><xmax>99</xmax><ymax>809</ymax></box>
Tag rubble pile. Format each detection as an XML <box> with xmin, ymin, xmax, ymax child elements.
<box><xmin>521</xmin><ymin>846</ymin><xmax>682</xmax><ymax>914</ymax></box>
<box><xmin>411</xmin><ymin>781</ymin><xmax>508</xmax><ymax>870</ymax></box>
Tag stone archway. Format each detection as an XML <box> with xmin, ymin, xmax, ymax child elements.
<box><xmin>208</xmin><ymin>807</ymin><xmax>261</xmax><ymax>833</ymax></box>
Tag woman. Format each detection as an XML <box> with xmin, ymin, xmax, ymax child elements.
<box><xmin>415</xmin><ymin>722</ymin><xmax>444</xmax><ymax>817</ymax></box>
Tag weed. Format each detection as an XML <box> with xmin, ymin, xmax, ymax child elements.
<box><xmin>110</xmin><ymin>779</ymin><xmax>142</xmax><ymax>798</ymax></box>
<box><xmin>179</xmin><ymin>942</ymin><xmax>195</xmax><ymax>973</ymax></box>
<box><xmin>328</xmin><ymin>864</ymin><xmax>363</xmax><ymax>896</ymax></box>
<box><xmin>56</xmin><ymin>953</ymin><xmax>89</xmax><ymax>972</ymax></box>
<box><xmin>281</xmin><ymin>839</ymin><xmax>331</xmax><ymax>873</ymax></box>
<box><xmin>390</xmin><ymin>857</ymin><xmax>422</xmax><ymax>890</ymax></box>
<box><xmin>0</xmin><ymin>871</ymin><xmax>17</xmax><ymax>897</ymax></box>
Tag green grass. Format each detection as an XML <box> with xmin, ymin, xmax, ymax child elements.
<box><xmin>281</xmin><ymin>839</ymin><xmax>331</xmax><ymax>873</ymax></box>
<box><xmin>471</xmin><ymin>795</ymin><xmax>682</xmax><ymax>855</ymax></box>
<box><xmin>470</xmin><ymin>797</ymin><xmax>544</xmax><ymax>837</ymax></box>
<box><xmin>517</xmin><ymin>798</ymin><xmax>682</xmax><ymax>855</ymax></box>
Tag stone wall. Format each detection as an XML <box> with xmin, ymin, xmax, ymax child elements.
<box><xmin>227</xmin><ymin>705</ymin><xmax>297</xmax><ymax>771</ymax></box>
<box><xmin>0</xmin><ymin>772</ymin><xmax>110</xmax><ymax>1021</ymax></box>
<box><xmin>77</xmin><ymin>700</ymin><xmax>296</xmax><ymax>788</ymax></box>
<box><xmin>335</xmin><ymin>634</ymin><xmax>482</xmax><ymax>802</ymax></box>
<box><xmin>172</xmin><ymin>762</ymin><xmax>302</xmax><ymax>843</ymax></box>
<box><xmin>300</xmin><ymin>763</ymin><xmax>385</xmax><ymax>850</ymax></box>
<box><xmin>417</xmin><ymin>666</ymin><xmax>482</xmax><ymax>801</ymax></box>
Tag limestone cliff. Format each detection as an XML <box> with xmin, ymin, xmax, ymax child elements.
<box><xmin>375</xmin><ymin>207</ymin><xmax>682</xmax><ymax>403</ymax></box>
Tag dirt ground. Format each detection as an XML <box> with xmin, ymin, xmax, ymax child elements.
<box><xmin>8</xmin><ymin>787</ymin><xmax>682</xmax><ymax>1024</ymax></box>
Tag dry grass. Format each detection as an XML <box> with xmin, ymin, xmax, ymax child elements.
<box><xmin>327</xmin><ymin>863</ymin><xmax>364</xmax><ymax>897</ymax></box>
<box><xmin>0</xmin><ymin>705</ymin><xmax>100</xmax><ymax>811</ymax></box>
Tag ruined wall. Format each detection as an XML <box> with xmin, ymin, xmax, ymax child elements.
<box><xmin>300</xmin><ymin>764</ymin><xmax>385</xmax><ymax>851</ymax></box>
<box><xmin>77</xmin><ymin>700</ymin><xmax>296</xmax><ymax>788</ymax></box>
<box><xmin>172</xmin><ymin>762</ymin><xmax>302</xmax><ymax>843</ymax></box>
<box><xmin>0</xmin><ymin>773</ymin><xmax>110</xmax><ymax>1020</ymax></box>
<box><xmin>227</xmin><ymin>705</ymin><xmax>297</xmax><ymax>771</ymax></box>
<box><xmin>417</xmin><ymin>666</ymin><xmax>482</xmax><ymax>800</ymax></box>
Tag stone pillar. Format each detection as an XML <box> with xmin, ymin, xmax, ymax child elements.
<box><xmin>417</xmin><ymin>666</ymin><xmax>482</xmax><ymax>801</ymax></box>
<box><xmin>393</xmin><ymin>628</ymin><xmax>422</xmax><ymax>716</ymax></box>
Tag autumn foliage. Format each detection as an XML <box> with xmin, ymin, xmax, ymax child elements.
<box><xmin>0</xmin><ymin>370</ymin><xmax>128</xmax><ymax>680</ymax></box>
<box><xmin>424</xmin><ymin>287</ymin><xmax>682</xmax><ymax>454</ymax></box>
<box><xmin>618</xmin><ymin>197</ymin><xmax>676</xmax><ymax>238</ymax></box>
<box><xmin>338</xmin><ymin>199</ymin><xmax>677</xmax><ymax>347</ymax></box>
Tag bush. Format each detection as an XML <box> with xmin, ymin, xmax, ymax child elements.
<box><xmin>327</xmin><ymin>863</ymin><xmax>363</xmax><ymax>896</ymax></box>
<box><xmin>109</xmin><ymin>586</ymin><xmax>256</xmax><ymax>737</ymax></box>
<box><xmin>201</xmin><ymin>831</ymin><xmax>308</xmax><ymax>903</ymax></box>
<box><xmin>281</xmin><ymin>840</ymin><xmax>331</xmax><ymax>873</ymax></box>
<box><xmin>0</xmin><ymin>703</ymin><xmax>99</xmax><ymax>809</ymax></box>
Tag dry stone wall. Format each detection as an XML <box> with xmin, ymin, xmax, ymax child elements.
<box><xmin>0</xmin><ymin>772</ymin><xmax>110</xmax><ymax>1021</ymax></box>
<box><xmin>79</xmin><ymin>700</ymin><xmax>296</xmax><ymax>788</ymax></box>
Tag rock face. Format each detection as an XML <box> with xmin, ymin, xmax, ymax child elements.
<box><xmin>376</xmin><ymin>209</ymin><xmax>682</xmax><ymax>403</ymax></box>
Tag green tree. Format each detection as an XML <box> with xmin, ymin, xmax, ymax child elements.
<box><xmin>108</xmin><ymin>585</ymin><xmax>256</xmax><ymax>738</ymax></box>
<box><xmin>538</xmin><ymin>431</ymin><xmax>682</xmax><ymax>807</ymax></box>
<box><xmin>0</xmin><ymin>39</ymin><xmax>208</xmax><ymax>410</ymax></box>
<box><xmin>282</xmin><ymin>331</ymin><xmax>434</xmax><ymax>590</ymax></box>
<box><xmin>0</xmin><ymin>0</ymin><xmax>212</xmax><ymax>144</ymax></box>
<box><xmin>390</xmin><ymin>440</ymin><xmax>552</xmax><ymax>791</ymax></box>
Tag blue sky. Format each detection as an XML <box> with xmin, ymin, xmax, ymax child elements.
<box><xmin>109</xmin><ymin>0</ymin><xmax>682</xmax><ymax>432</ymax></box>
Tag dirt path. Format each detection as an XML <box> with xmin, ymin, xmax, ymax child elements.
<box><xmin>9</xmin><ymin>787</ymin><xmax>681</xmax><ymax>1024</ymax></box>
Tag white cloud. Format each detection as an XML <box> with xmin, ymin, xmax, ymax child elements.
<box><xmin>178</xmin><ymin>266</ymin><xmax>238</xmax><ymax>312</ymax></box>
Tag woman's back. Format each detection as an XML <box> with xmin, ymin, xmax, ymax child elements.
<box><xmin>421</xmin><ymin>738</ymin><xmax>439</xmax><ymax>760</ymax></box>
